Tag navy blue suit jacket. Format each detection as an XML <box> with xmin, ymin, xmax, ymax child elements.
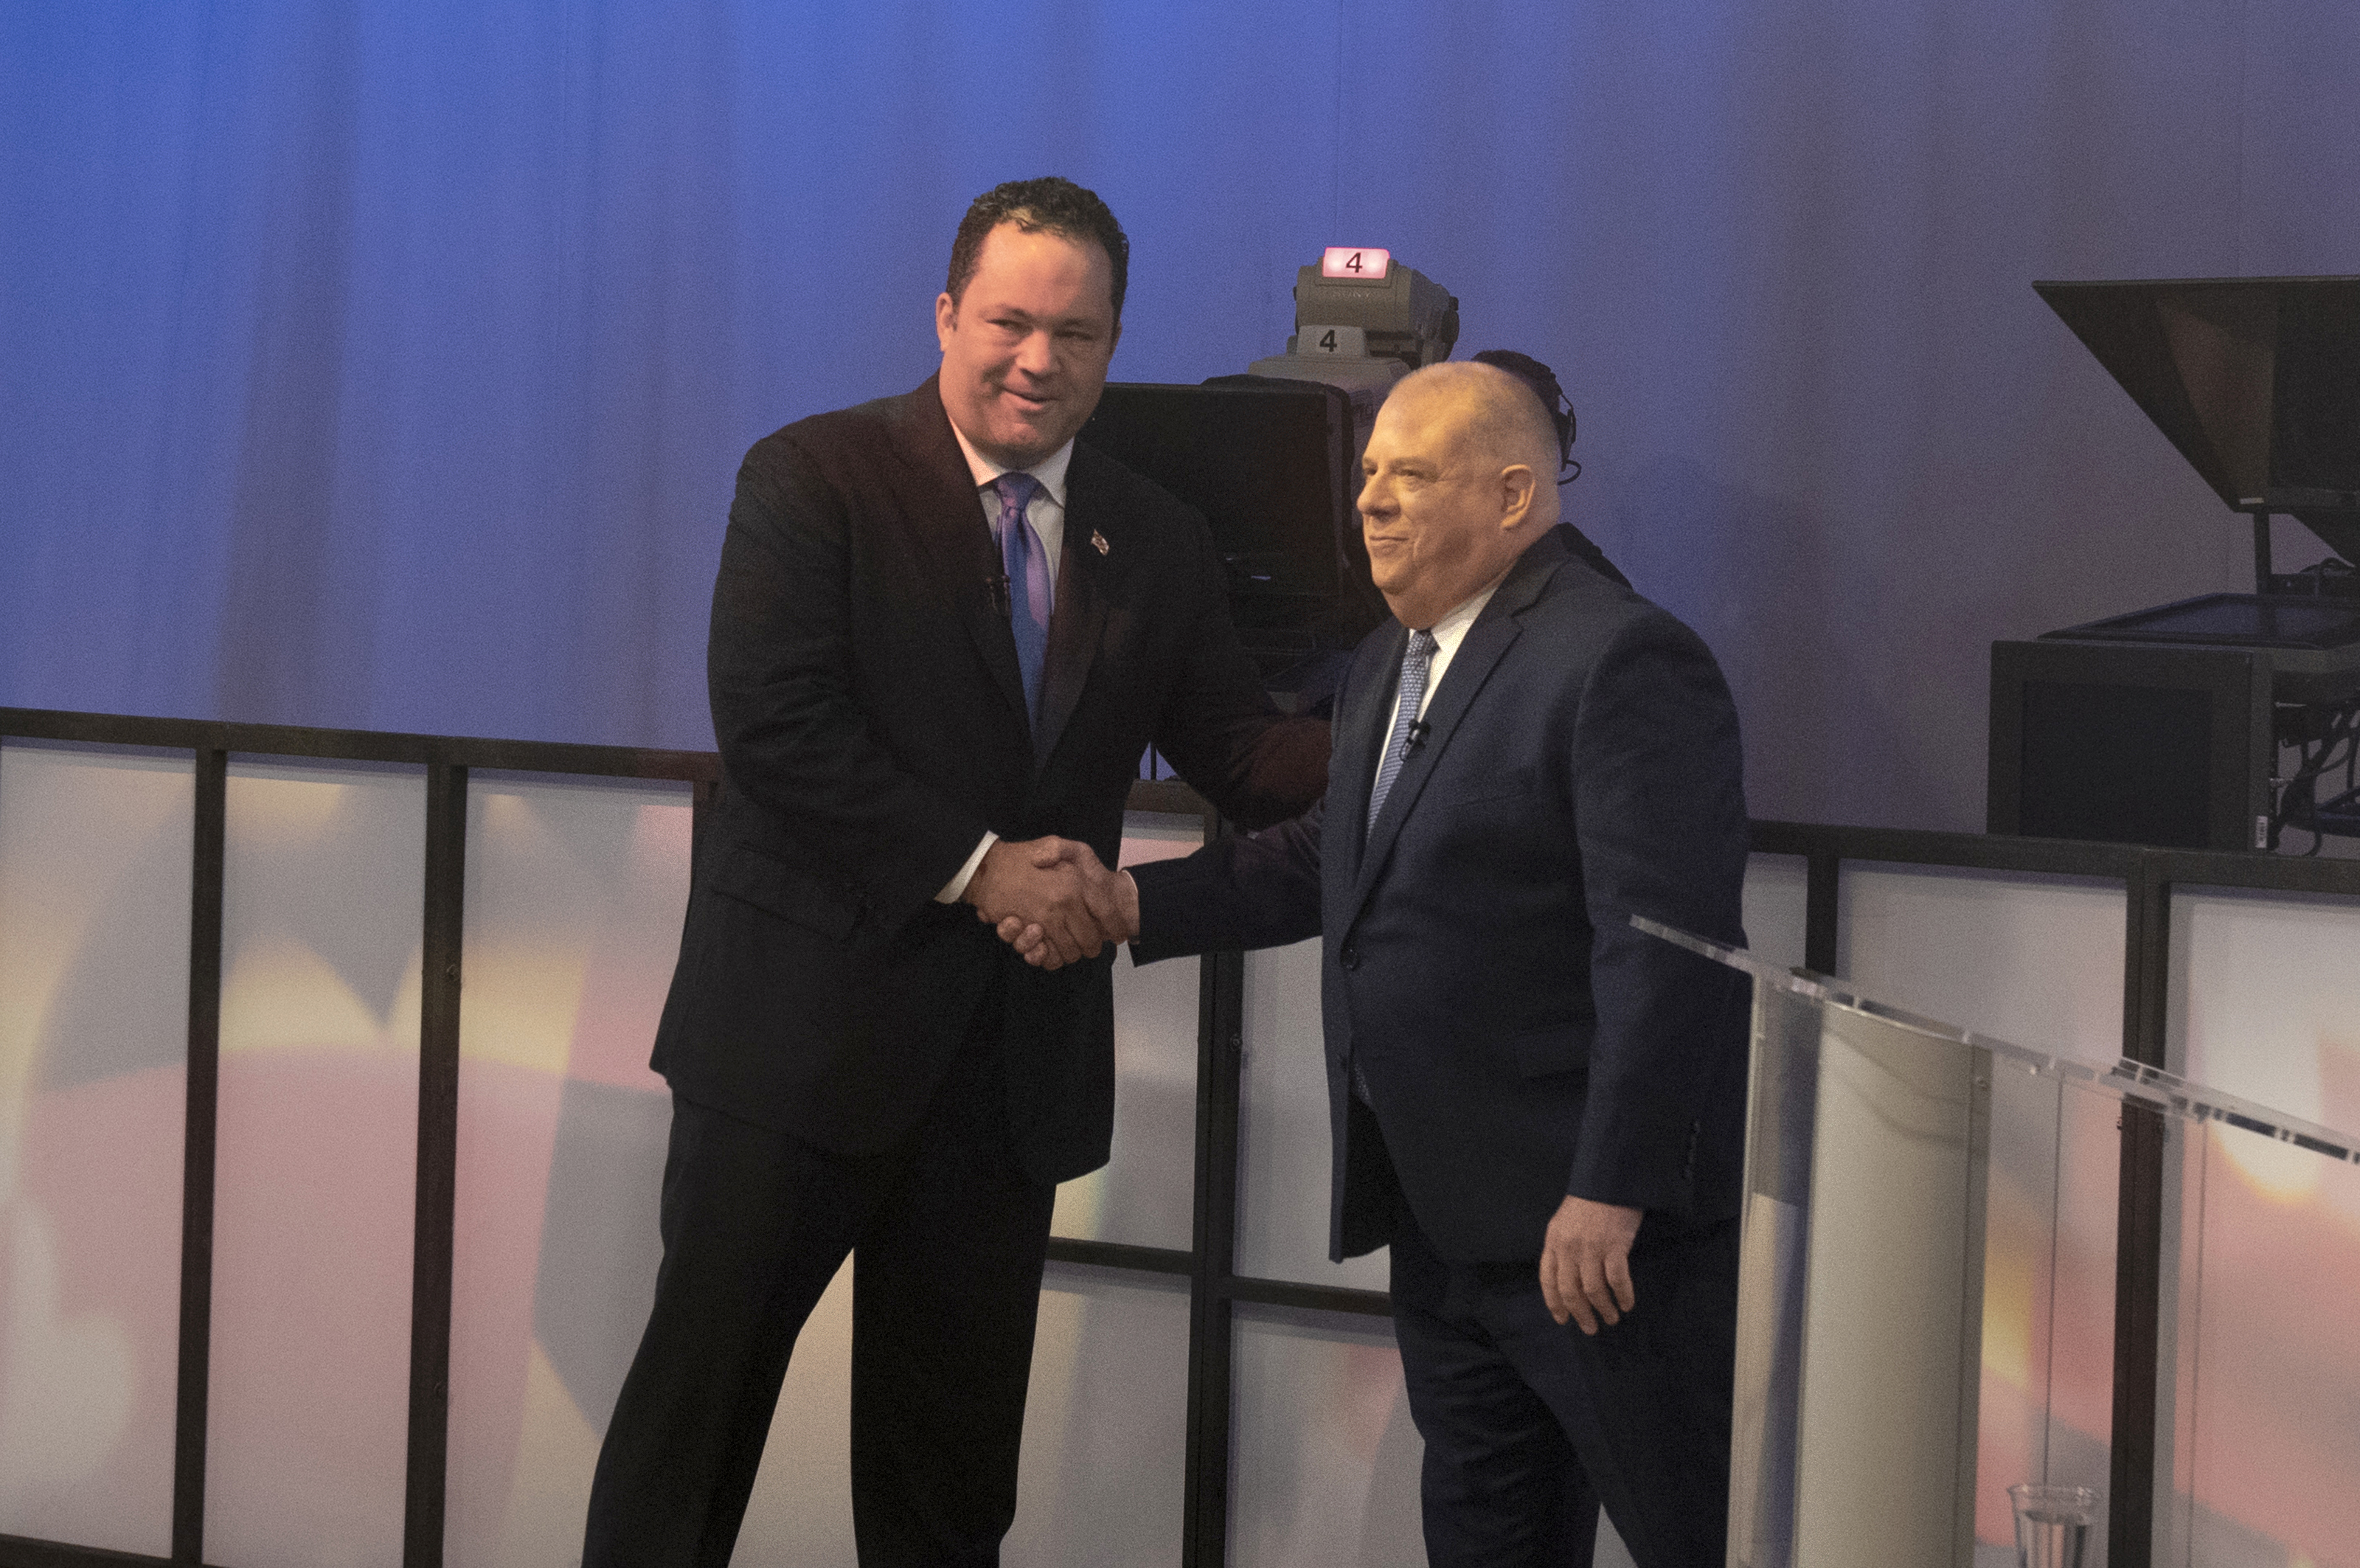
<box><xmin>1131</xmin><ymin>527</ymin><xmax>1752</xmax><ymax>1262</ymax></box>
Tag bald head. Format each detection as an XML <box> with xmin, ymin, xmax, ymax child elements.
<box><xmin>1390</xmin><ymin>362</ymin><xmax>1564</xmax><ymax>525</ymax></box>
<box><xmin>1356</xmin><ymin>362</ymin><xmax>1563</xmax><ymax>628</ymax></box>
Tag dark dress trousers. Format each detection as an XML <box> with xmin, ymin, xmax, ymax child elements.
<box><xmin>583</xmin><ymin>376</ymin><xmax>1325</xmax><ymax>1567</ymax></box>
<box><xmin>1131</xmin><ymin>527</ymin><xmax>1752</xmax><ymax>1567</ymax></box>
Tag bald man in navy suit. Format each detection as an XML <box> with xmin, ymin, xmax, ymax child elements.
<box><xmin>1010</xmin><ymin>361</ymin><xmax>1751</xmax><ymax>1566</ymax></box>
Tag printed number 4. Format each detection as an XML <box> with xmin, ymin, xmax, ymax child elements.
<box><xmin>1344</xmin><ymin>251</ymin><xmax>1364</xmax><ymax>272</ymax></box>
<box><xmin>1319</xmin><ymin>329</ymin><xmax>1338</xmax><ymax>350</ymax></box>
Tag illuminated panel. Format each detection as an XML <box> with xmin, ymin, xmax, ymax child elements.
<box><xmin>206</xmin><ymin>760</ymin><xmax>423</xmax><ymax>1568</ymax></box>
<box><xmin>2170</xmin><ymin>1117</ymin><xmax>2360</xmax><ymax>1568</ymax></box>
<box><xmin>2165</xmin><ymin>887</ymin><xmax>2360</xmax><ymax>1567</ymax></box>
<box><xmin>0</xmin><ymin>742</ymin><xmax>191</xmax><ymax>1556</ymax></box>
<box><xmin>1230</xmin><ymin>1302</ymin><xmax>1641</xmax><ymax>1565</ymax></box>
<box><xmin>1004</xmin><ymin>1266</ymin><xmax>1189</xmax><ymax>1564</ymax></box>
<box><xmin>1974</xmin><ymin>1064</ymin><xmax>2120</xmax><ymax>1561</ymax></box>
<box><xmin>1237</xmin><ymin>940</ymin><xmax>1382</xmax><ymax>1291</ymax></box>
<box><xmin>730</xmin><ymin>1261</ymin><xmax>1190</xmax><ymax>1560</ymax></box>
<box><xmin>1228</xmin><ymin>1306</ymin><xmax>1421</xmax><ymax>1567</ymax></box>
<box><xmin>1743</xmin><ymin>852</ymin><xmax>1809</xmax><ymax>973</ymax></box>
<box><xmin>1838</xmin><ymin>864</ymin><xmax>2126</xmax><ymax>1555</ymax></box>
<box><xmin>1319</xmin><ymin>246</ymin><xmax>1391</xmax><ymax>280</ymax></box>
<box><xmin>1838</xmin><ymin>865</ymin><xmax>2125</xmax><ymax>1066</ymax></box>
<box><xmin>1051</xmin><ymin>811</ymin><xmax>1205</xmax><ymax>1252</ymax></box>
<box><xmin>443</xmin><ymin>774</ymin><xmax>689</xmax><ymax>1568</ymax></box>
<box><xmin>733</xmin><ymin>1258</ymin><xmax>853</xmax><ymax>1556</ymax></box>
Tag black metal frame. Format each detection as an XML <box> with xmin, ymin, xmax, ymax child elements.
<box><xmin>3</xmin><ymin>709</ymin><xmax>2358</xmax><ymax>1568</ymax></box>
<box><xmin>171</xmin><ymin>749</ymin><xmax>223</xmax><ymax>1566</ymax></box>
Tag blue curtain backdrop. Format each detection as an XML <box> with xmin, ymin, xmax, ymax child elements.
<box><xmin>4</xmin><ymin>0</ymin><xmax>2356</xmax><ymax>830</ymax></box>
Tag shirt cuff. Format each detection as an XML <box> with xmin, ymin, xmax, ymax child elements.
<box><xmin>935</xmin><ymin>831</ymin><xmax>999</xmax><ymax>903</ymax></box>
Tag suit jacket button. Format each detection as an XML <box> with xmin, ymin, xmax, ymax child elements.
<box><xmin>1339</xmin><ymin>943</ymin><xmax>1361</xmax><ymax>971</ymax></box>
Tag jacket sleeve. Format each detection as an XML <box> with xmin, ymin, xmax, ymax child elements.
<box><xmin>1564</xmin><ymin>611</ymin><xmax>1751</xmax><ymax>1213</ymax></box>
<box><xmin>1128</xmin><ymin>797</ymin><xmax>1327</xmax><ymax>963</ymax></box>
<box><xmin>706</xmin><ymin>444</ymin><xmax>993</xmax><ymax>926</ymax></box>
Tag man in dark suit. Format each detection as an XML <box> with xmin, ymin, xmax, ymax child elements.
<box><xmin>1010</xmin><ymin>359</ymin><xmax>1750</xmax><ymax>1566</ymax></box>
<box><xmin>581</xmin><ymin>177</ymin><xmax>1325</xmax><ymax>1567</ymax></box>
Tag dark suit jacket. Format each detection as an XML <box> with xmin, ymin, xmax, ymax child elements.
<box><xmin>1132</xmin><ymin>527</ymin><xmax>1751</xmax><ymax>1261</ymax></box>
<box><xmin>652</xmin><ymin>376</ymin><xmax>1326</xmax><ymax>1184</ymax></box>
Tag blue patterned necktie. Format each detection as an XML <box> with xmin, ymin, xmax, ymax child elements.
<box><xmin>990</xmin><ymin>472</ymin><xmax>1052</xmax><ymax>717</ymax></box>
<box><xmin>1367</xmin><ymin>628</ymin><xmax>1437</xmax><ymax>831</ymax></box>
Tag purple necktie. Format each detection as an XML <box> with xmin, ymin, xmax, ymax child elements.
<box><xmin>991</xmin><ymin>472</ymin><xmax>1052</xmax><ymax>718</ymax></box>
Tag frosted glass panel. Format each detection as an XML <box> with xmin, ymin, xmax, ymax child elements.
<box><xmin>1839</xmin><ymin>865</ymin><xmax>2124</xmax><ymax>1066</ymax></box>
<box><xmin>1230</xmin><ymin>1302</ymin><xmax>1640</xmax><ymax>1567</ymax></box>
<box><xmin>1007</xmin><ymin>1266</ymin><xmax>1190</xmax><ymax>1566</ymax></box>
<box><xmin>0</xmin><ymin>742</ymin><xmax>191</xmax><ymax>1555</ymax></box>
<box><xmin>2165</xmin><ymin>887</ymin><xmax>2360</xmax><ymax>1567</ymax></box>
<box><xmin>733</xmin><ymin>1259</ymin><xmax>856</xmax><ymax>1560</ymax></box>
<box><xmin>1971</xmin><ymin>1054</ymin><xmax>2117</xmax><ymax>1562</ymax></box>
<box><xmin>1238</xmin><ymin>940</ymin><xmax>1381</xmax><ymax>1291</ymax></box>
<box><xmin>1055</xmin><ymin>811</ymin><xmax>1206</xmax><ymax>1251</ymax></box>
<box><xmin>447</xmin><ymin>774</ymin><xmax>690</xmax><ymax>1568</ymax></box>
<box><xmin>2169</xmin><ymin>886</ymin><xmax>2360</xmax><ymax>1120</ymax></box>
<box><xmin>209</xmin><ymin>760</ymin><xmax>424</xmax><ymax>1568</ymax></box>
<box><xmin>1743</xmin><ymin>853</ymin><xmax>1809</xmax><ymax>974</ymax></box>
<box><xmin>1229</xmin><ymin>1305</ymin><xmax>1421</xmax><ymax>1568</ymax></box>
<box><xmin>2169</xmin><ymin>1120</ymin><xmax>2360</xmax><ymax>1568</ymax></box>
<box><xmin>734</xmin><ymin>1260</ymin><xmax>1190</xmax><ymax>1564</ymax></box>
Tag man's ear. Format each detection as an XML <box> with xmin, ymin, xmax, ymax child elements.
<box><xmin>936</xmin><ymin>291</ymin><xmax>957</xmax><ymax>352</ymax></box>
<box><xmin>1499</xmin><ymin>463</ymin><xmax>1538</xmax><ymax>530</ymax></box>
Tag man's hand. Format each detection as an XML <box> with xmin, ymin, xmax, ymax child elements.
<box><xmin>964</xmin><ymin>836</ymin><xmax>1122</xmax><ymax>968</ymax></box>
<box><xmin>990</xmin><ymin>839</ymin><xmax>1138</xmax><ymax>970</ymax></box>
<box><xmin>1539</xmin><ymin>1196</ymin><xmax>1644</xmax><ymax>1334</ymax></box>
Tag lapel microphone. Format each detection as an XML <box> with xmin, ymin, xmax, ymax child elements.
<box><xmin>985</xmin><ymin>572</ymin><xmax>1011</xmax><ymax>616</ymax></box>
<box><xmin>1406</xmin><ymin>718</ymin><xmax>1431</xmax><ymax>752</ymax></box>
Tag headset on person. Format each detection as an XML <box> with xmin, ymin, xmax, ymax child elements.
<box><xmin>1471</xmin><ymin>348</ymin><xmax>1580</xmax><ymax>484</ymax></box>
<box><xmin>1468</xmin><ymin>347</ymin><xmax>1630</xmax><ymax>588</ymax></box>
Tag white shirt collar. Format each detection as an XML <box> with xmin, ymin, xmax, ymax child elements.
<box><xmin>1378</xmin><ymin>578</ymin><xmax>1504</xmax><ymax>743</ymax></box>
<box><xmin>1420</xmin><ymin>579</ymin><xmax>1502</xmax><ymax>662</ymax></box>
<box><xmin>948</xmin><ymin>419</ymin><xmax>1073</xmax><ymax>509</ymax></box>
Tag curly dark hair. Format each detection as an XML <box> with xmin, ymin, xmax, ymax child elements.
<box><xmin>944</xmin><ymin>176</ymin><xmax>1130</xmax><ymax>323</ymax></box>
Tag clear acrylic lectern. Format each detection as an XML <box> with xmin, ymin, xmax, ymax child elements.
<box><xmin>1634</xmin><ymin>919</ymin><xmax>2360</xmax><ymax>1568</ymax></box>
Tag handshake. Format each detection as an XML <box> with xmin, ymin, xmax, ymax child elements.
<box><xmin>962</xmin><ymin>835</ymin><xmax>1141</xmax><ymax>970</ymax></box>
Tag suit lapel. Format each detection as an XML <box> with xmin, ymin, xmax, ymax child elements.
<box><xmin>1032</xmin><ymin>448</ymin><xmax>1116</xmax><ymax>767</ymax></box>
<box><xmin>884</xmin><ymin>379</ymin><xmax>1030</xmax><ymax>732</ymax></box>
<box><xmin>1350</xmin><ymin>533</ymin><xmax>1572</xmax><ymax>908</ymax></box>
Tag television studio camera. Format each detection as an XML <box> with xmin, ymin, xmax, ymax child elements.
<box><xmin>1080</xmin><ymin>247</ymin><xmax>1460</xmax><ymax>717</ymax></box>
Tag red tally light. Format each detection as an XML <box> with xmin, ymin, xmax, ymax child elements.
<box><xmin>1320</xmin><ymin>246</ymin><xmax>1391</xmax><ymax>280</ymax></box>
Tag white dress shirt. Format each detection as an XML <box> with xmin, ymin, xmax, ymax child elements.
<box><xmin>934</xmin><ymin>425</ymin><xmax>1076</xmax><ymax>903</ymax></box>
